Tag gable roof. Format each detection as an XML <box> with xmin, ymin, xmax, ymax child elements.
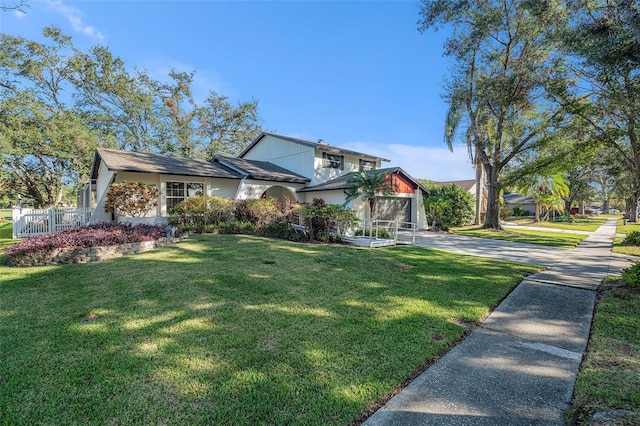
<box><xmin>91</xmin><ymin>148</ymin><xmax>241</xmax><ymax>180</ymax></box>
<box><xmin>239</xmin><ymin>132</ymin><xmax>391</xmax><ymax>162</ymax></box>
<box><xmin>297</xmin><ymin>167</ymin><xmax>428</xmax><ymax>195</ymax></box>
<box><xmin>212</xmin><ymin>156</ymin><xmax>310</xmax><ymax>184</ymax></box>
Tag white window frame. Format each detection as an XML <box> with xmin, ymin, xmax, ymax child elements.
<box><xmin>166</xmin><ymin>181</ymin><xmax>204</xmax><ymax>212</ymax></box>
<box><xmin>322</xmin><ymin>152</ymin><xmax>344</xmax><ymax>170</ymax></box>
<box><xmin>359</xmin><ymin>159</ymin><xmax>376</xmax><ymax>171</ymax></box>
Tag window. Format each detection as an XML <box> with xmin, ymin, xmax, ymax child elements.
<box><xmin>359</xmin><ymin>159</ymin><xmax>376</xmax><ymax>171</ymax></box>
<box><xmin>322</xmin><ymin>152</ymin><xmax>344</xmax><ymax>170</ymax></box>
<box><xmin>166</xmin><ymin>182</ymin><xmax>203</xmax><ymax>211</ymax></box>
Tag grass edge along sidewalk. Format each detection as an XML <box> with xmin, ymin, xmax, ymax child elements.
<box><xmin>567</xmin><ymin>281</ymin><xmax>640</xmax><ymax>425</ymax></box>
<box><xmin>0</xmin><ymin>234</ymin><xmax>539</xmax><ymax>425</ymax></box>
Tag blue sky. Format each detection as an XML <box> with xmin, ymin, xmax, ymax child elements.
<box><xmin>1</xmin><ymin>0</ymin><xmax>475</xmax><ymax>180</ymax></box>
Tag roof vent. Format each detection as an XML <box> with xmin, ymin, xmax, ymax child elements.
<box><xmin>318</xmin><ymin>139</ymin><xmax>326</xmax><ymax>144</ymax></box>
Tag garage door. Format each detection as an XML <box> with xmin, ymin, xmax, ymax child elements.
<box><xmin>375</xmin><ymin>197</ymin><xmax>411</xmax><ymax>226</ymax></box>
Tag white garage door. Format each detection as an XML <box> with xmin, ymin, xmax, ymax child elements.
<box><xmin>375</xmin><ymin>197</ymin><xmax>411</xmax><ymax>226</ymax></box>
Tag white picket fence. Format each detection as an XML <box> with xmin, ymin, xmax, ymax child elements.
<box><xmin>12</xmin><ymin>207</ymin><xmax>94</xmax><ymax>239</ymax></box>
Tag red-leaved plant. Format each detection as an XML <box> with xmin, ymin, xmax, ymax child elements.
<box><xmin>6</xmin><ymin>222</ymin><xmax>180</xmax><ymax>265</ymax></box>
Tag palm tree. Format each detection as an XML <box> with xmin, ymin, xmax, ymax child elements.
<box><xmin>344</xmin><ymin>170</ymin><xmax>396</xmax><ymax>237</ymax></box>
<box><xmin>518</xmin><ymin>174</ymin><xmax>569</xmax><ymax>222</ymax></box>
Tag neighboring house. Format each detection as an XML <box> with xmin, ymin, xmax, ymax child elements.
<box><xmin>84</xmin><ymin>132</ymin><xmax>429</xmax><ymax>228</ymax></box>
<box><xmin>503</xmin><ymin>192</ymin><xmax>536</xmax><ymax>215</ymax></box>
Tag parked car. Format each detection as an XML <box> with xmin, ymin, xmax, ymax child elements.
<box><xmin>570</xmin><ymin>207</ymin><xmax>599</xmax><ymax>215</ymax></box>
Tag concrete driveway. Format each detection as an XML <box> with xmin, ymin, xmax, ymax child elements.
<box><xmin>399</xmin><ymin>230</ymin><xmax>572</xmax><ymax>267</ymax></box>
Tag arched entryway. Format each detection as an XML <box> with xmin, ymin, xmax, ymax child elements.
<box><xmin>261</xmin><ymin>186</ymin><xmax>297</xmax><ymax>207</ymax></box>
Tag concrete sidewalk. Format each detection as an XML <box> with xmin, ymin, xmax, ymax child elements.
<box><xmin>364</xmin><ymin>218</ymin><xmax>635</xmax><ymax>426</ymax></box>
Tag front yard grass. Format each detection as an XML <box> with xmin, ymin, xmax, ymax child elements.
<box><xmin>451</xmin><ymin>227</ymin><xmax>586</xmax><ymax>248</ymax></box>
<box><xmin>511</xmin><ymin>216</ymin><xmax>607</xmax><ymax>232</ymax></box>
<box><xmin>614</xmin><ymin>217</ymin><xmax>640</xmax><ymax>236</ymax></box>
<box><xmin>0</xmin><ymin>234</ymin><xmax>539</xmax><ymax>425</ymax></box>
<box><xmin>569</xmin><ymin>283</ymin><xmax>640</xmax><ymax>424</ymax></box>
<box><xmin>613</xmin><ymin>218</ymin><xmax>640</xmax><ymax>257</ymax></box>
<box><xmin>0</xmin><ymin>221</ymin><xmax>14</xmax><ymax>253</ymax></box>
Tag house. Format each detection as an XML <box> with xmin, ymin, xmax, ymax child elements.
<box><xmin>84</xmin><ymin>132</ymin><xmax>429</xmax><ymax>228</ymax></box>
<box><xmin>503</xmin><ymin>192</ymin><xmax>536</xmax><ymax>215</ymax></box>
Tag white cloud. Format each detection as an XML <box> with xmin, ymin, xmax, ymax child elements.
<box><xmin>341</xmin><ymin>141</ymin><xmax>475</xmax><ymax>181</ymax></box>
<box><xmin>44</xmin><ymin>0</ymin><xmax>105</xmax><ymax>41</ymax></box>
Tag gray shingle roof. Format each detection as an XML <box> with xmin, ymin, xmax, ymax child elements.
<box><xmin>91</xmin><ymin>148</ymin><xmax>242</xmax><ymax>180</ymax></box>
<box><xmin>503</xmin><ymin>192</ymin><xmax>534</xmax><ymax>204</ymax></box>
<box><xmin>297</xmin><ymin>167</ymin><xmax>428</xmax><ymax>194</ymax></box>
<box><xmin>240</xmin><ymin>132</ymin><xmax>391</xmax><ymax>162</ymax></box>
<box><xmin>213</xmin><ymin>156</ymin><xmax>310</xmax><ymax>184</ymax></box>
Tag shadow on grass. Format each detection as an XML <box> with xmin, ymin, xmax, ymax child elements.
<box><xmin>0</xmin><ymin>235</ymin><xmax>539</xmax><ymax>425</ymax></box>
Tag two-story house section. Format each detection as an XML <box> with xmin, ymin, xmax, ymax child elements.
<box><xmin>239</xmin><ymin>133</ymin><xmax>387</xmax><ymax>186</ymax></box>
<box><xmin>240</xmin><ymin>133</ymin><xmax>428</xmax><ymax>228</ymax></box>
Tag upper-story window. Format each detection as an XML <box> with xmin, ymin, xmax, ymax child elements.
<box><xmin>322</xmin><ymin>152</ymin><xmax>344</xmax><ymax>170</ymax></box>
<box><xmin>359</xmin><ymin>159</ymin><xmax>376</xmax><ymax>171</ymax></box>
<box><xmin>166</xmin><ymin>182</ymin><xmax>204</xmax><ymax>212</ymax></box>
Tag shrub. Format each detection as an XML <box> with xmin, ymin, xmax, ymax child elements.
<box><xmin>499</xmin><ymin>207</ymin><xmax>513</xmax><ymax>220</ymax></box>
<box><xmin>553</xmin><ymin>213</ymin><xmax>573</xmax><ymax>223</ymax></box>
<box><xmin>511</xmin><ymin>206</ymin><xmax>528</xmax><ymax>217</ymax></box>
<box><xmin>355</xmin><ymin>228</ymin><xmax>393</xmax><ymax>239</ymax></box>
<box><xmin>621</xmin><ymin>231</ymin><xmax>640</xmax><ymax>246</ymax></box>
<box><xmin>169</xmin><ymin>196</ymin><xmax>233</xmax><ymax>227</ymax></box>
<box><xmin>104</xmin><ymin>182</ymin><xmax>159</xmax><ymax>217</ymax></box>
<box><xmin>218</xmin><ymin>221</ymin><xmax>257</xmax><ymax>235</ymax></box>
<box><xmin>422</xmin><ymin>183</ymin><xmax>474</xmax><ymax>231</ymax></box>
<box><xmin>6</xmin><ymin>222</ymin><xmax>176</xmax><ymax>266</ymax></box>
<box><xmin>260</xmin><ymin>221</ymin><xmax>306</xmax><ymax>242</ymax></box>
<box><xmin>622</xmin><ymin>262</ymin><xmax>640</xmax><ymax>288</ymax></box>
<box><xmin>302</xmin><ymin>198</ymin><xmax>357</xmax><ymax>242</ymax></box>
<box><xmin>234</xmin><ymin>199</ymin><xmax>283</xmax><ymax>228</ymax></box>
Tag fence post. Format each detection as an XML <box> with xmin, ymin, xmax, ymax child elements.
<box><xmin>49</xmin><ymin>208</ymin><xmax>55</xmax><ymax>234</ymax></box>
<box><xmin>12</xmin><ymin>207</ymin><xmax>20</xmax><ymax>239</ymax></box>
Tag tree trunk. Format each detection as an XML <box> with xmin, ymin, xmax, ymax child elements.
<box><xmin>564</xmin><ymin>199</ymin><xmax>572</xmax><ymax>216</ymax></box>
<box><xmin>534</xmin><ymin>202</ymin><xmax>542</xmax><ymax>222</ymax></box>
<box><xmin>483</xmin><ymin>164</ymin><xmax>502</xmax><ymax>229</ymax></box>
<box><xmin>625</xmin><ymin>194</ymin><xmax>638</xmax><ymax>222</ymax></box>
<box><xmin>474</xmin><ymin>151</ymin><xmax>484</xmax><ymax>226</ymax></box>
<box><xmin>603</xmin><ymin>198</ymin><xmax>610</xmax><ymax>214</ymax></box>
<box><xmin>579</xmin><ymin>200</ymin><xmax>585</xmax><ymax>215</ymax></box>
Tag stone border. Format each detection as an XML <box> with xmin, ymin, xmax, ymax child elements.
<box><xmin>7</xmin><ymin>236</ymin><xmax>187</xmax><ymax>267</ymax></box>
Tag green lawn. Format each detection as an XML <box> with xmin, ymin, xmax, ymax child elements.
<box><xmin>613</xmin><ymin>219</ymin><xmax>640</xmax><ymax>256</ymax></box>
<box><xmin>451</xmin><ymin>227</ymin><xmax>587</xmax><ymax>247</ymax></box>
<box><xmin>615</xmin><ymin>217</ymin><xmax>640</xmax><ymax>236</ymax></box>
<box><xmin>569</xmin><ymin>284</ymin><xmax>640</xmax><ymax>425</ymax></box>
<box><xmin>0</xmin><ymin>208</ymin><xmax>11</xmax><ymax>219</ymax></box>
<box><xmin>0</xmin><ymin>222</ymin><xmax>15</xmax><ymax>253</ymax></box>
<box><xmin>0</xmin><ymin>235</ymin><xmax>539</xmax><ymax>425</ymax></box>
<box><xmin>511</xmin><ymin>216</ymin><xmax>607</xmax><ymax>232</ymax></box>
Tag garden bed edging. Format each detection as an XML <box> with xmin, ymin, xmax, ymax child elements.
<box><xmin>7</xmin><ymin>236</ymin><xmax>187</xmax><ymax>267</ymax></box>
